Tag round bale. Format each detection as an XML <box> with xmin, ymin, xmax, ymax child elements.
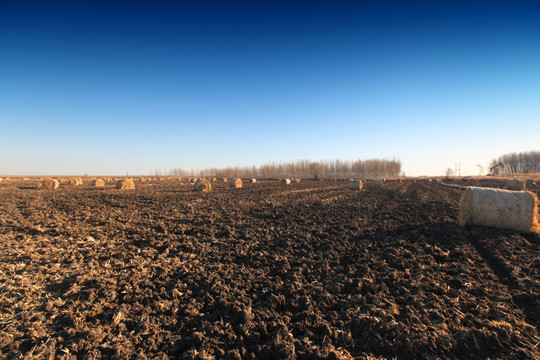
<box><xmin>507</xmin><ymin>179</ymin><xmax>525</xmax><ymax>191</ymax></box>
<box><xmin>281</xmin><ymin>178</ymin><xmax>292</xmax><ymax>185</ymax></box>
<box><xmin>250</xmin><ymin>178</ymin><xmax>257</xmax><ymax>184</ymax></box>
<box><xmin>91</xmin><ymin>179</ymin><xmax>105</xmax><ymax>187</ymax></box>
<box><xmin>38</xmin><ymin>178</ymin><xmax>59</xmax><ymax>190</ymax></box>
<box><xmin>348</xmin><ymin>180</ymin><xmax>363</xmax><ymax>190</ymax></box>
<box><xmin>67</xmin><ymin>178</ymin><xmax>83</xmax><ymax>186</ymax></box>
<box><xmin>460</xmin><ymin>186</ymin><xmax>538</xmax><ymax>233</ymax></box>
<box><xmin>229</xmin><ymin>178</ymin><xmax>243</xmax><ymax>188</ymax></box>
<box><xmin>293</xmin><ymin>178</ymin><xmax>301</xmax><ymax>183</ymax></box>
<box><xmin>373</xmin><ymin>179</ymin><xmax>384</xmax><ymax>187</ymax></box>
<box><xmin>194</xmin><ymin>179</ymin><xmax>212</xmax><ymax>192</ymax></box>
<box><xmin>116</xmin><ymin>179</ymin><xmax>135</xmax><ymax>190</ymax></box>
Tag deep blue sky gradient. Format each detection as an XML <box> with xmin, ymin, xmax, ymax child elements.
<box><xmin>1</xmin><ymin>1</ymin><xmax>539</xmax><ymax>175</ymax></box>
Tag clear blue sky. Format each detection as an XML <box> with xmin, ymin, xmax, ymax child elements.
<box><xmin>1</xmin><ymin>0</ymin><xmax>539</xmax><ymax>176</ymax></box>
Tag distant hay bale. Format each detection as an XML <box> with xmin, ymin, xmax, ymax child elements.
<box><xmin>433</xmin><ymin>179</ymin><xmax>442</xmax><ymax>184</ymax></box>
<box><xmin>65</xmin><ymin>177</ymin><xmax>82</xmax><ymax>186</ymax></box>
<box><xmin>38</xmin><ymin>178</ymin><xmax>59</xmax><ymax>190</ymax></box>
<box><xmin>507</xmin><ymin>179</ymin><xmax>525</xmax><ymax>191</ymax></box>
<box><xmin>139</xmin><ymin>177</ymin><xmax>147</xmax><ymax>182</ymax></box>
<box><xmin>229</xmin><ymin>178</ymin><xmax>243</xmax><ymax>188</ymax></box>
<box><xmin>348</xmin><ymin>180</ymin><xmax>363</xmax><ymax>190</ymax></box>
<box><xmin>282</xmin><ymin>178</ymin><xmax>291</xmax><ymax>185</ymax></box>
<box><xmin>293</xmin><ymin>178</ymin><xmax>301</xmax><ymax>183</ymax></box>
<box><xmin>116</xmin><ymin>178</ymin><xmax>135</xmax><ymax>190</ymax></box>
<box><xmin>194</xmin><ymin>179</ymin><xmax>212</xmax><ymax>192</ymax></box>
<box><xmin>223</xmin><ymin>178</ymin><xmax>228</xmax><ymax>183</ymax></box>
<box><xmin>211</xmin><ymin>178</ymin><xmax>217</xmax><ymax>182</ymax></box>
<box><xmin>460</xmin><ymin>187</ymin><xmax>539</xmax><ymax>233</ymax></box>
<box><xmin>91</xmin><ymin>179</ymin><xmax>105</xmax><ymax>187</ymax></box>
<box><xmin>373</xmin><ymin>179</ymin><xmax>384</xmax><ymax>187</ymax></box>
<box><xmin>250</xmin><ymin>178</ymin><xmax>257</xmax><ymax>184</ymax></box>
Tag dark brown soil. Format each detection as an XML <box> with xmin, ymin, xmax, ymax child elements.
<box><xmin>0</xmin><ymin>179</ymin><xmax>538</xmax><ymax>359</ymax></box>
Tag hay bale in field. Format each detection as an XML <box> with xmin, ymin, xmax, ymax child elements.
<box><xmin>281</xmin><ymin>178</ymin><xmax>291</xmax><ymax>185</ymax></box>
<box><xmin>348</xmin><ymin>180</ymin><xmax>363</xmax><ymax>190</ymax></box>
<box><xmin>67</xmin><ymin>178</ymin><xmax>78</xmax><ymax>185</ymax></box>
<box><xmin>373</xmin><ymin>179</ymin><xmax>384</xmax><ymax>187</ymax></box>
<box><xmin>433</xmin><ymin>179</ymin><xmax>442</xmax><ymax>184</ymax></box>
<box><xmin>91</xmin><ymin>179</ymin><xmax>105</xmax><ymax>187</ymax></box>
<box><xmin>223</xmin><ymin>178</ymin><xmax>228</xmax><ymax>183</ymax></box>
<box><xmin>250</xmin><ymin>178</ymin><xmax>257</xmax><ymax>184</ymax></box>
<box><xmin>38</xmin><ymin>178</ymin><xmax>59</xmax><ymax>190</ymax></box>
<box><xmin>507</xmin><ymin>179</ymin><xmax>525</xmax><ymax>191</ymax></box>
<box><xmin>194</xmin><ymin>179</ymin><xmax>212</xmax><ymax>192</ymax></box>
<box><xmin>116</xmin><ymin>178</ymin><xmax>135</xmax><ymax>190</ymax></box>
<box><xmin>460</xmin><ymin>187</ymin><xmax>539</xmax><ymax>233</ymax></box>
<box><xmin>139</xmin><ymin>177</ymin><xmax>147</xmax><ymax>182</ymax></box>
<box><xmin>293</xmin><ymin>178</ymin><xmax>301</xmax><ymax>183</ymax></box>
<box><xmin>229</xmin><ymin>178</ymin><xmax>243</xmax><ymax>188</ymax></box>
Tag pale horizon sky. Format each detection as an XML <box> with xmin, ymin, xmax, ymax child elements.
<box><xmin>1</xmin><ymin>1</ymin><xmax>539</xmax><ymax>177</ymax></box>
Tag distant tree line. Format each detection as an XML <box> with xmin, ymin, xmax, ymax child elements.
<box><xmin>170</xmin><ymin>158</ymin><xmax>401</xmax><ymax>179</ymax></box>
<box><xmin>489</xmin><ymin>151</ymin><xmax>540</xmax><ymax>175</ymax></box>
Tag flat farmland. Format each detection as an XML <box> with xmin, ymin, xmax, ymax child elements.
<box><xmin>0</xmin><ymin>179</ymin><xmax>539</xmax><ymax>359</ymax></box>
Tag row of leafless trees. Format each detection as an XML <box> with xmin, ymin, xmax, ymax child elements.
<box><xmin>489</xmin><ymin>151</ymin><xmax>540</xmax><ymax>175</ymax></box>
<box><xmin>169</xmin><ymin>158</ymin><xmax>402</xmax><ymax>179</ymax></box>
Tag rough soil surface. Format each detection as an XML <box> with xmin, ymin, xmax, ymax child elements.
<box><xmin>0</xmin><ymin>178</ymin><xmax>538</xmax><ymax>359</ymax></box>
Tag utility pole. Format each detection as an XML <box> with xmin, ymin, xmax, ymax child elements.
<box><xmin>455</xmin><ymin>162</ymin><xmax>461</xmax><ymax>177</ymax></box>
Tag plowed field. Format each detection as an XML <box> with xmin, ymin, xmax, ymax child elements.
<box><xmin>1</xmin><ymin>179</ymin><xmax>538</xmax><ymax>359</ymax></box>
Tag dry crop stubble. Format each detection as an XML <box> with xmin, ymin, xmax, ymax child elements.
<box><xmin>0</xmin><ymin>179</ymin><xmax>538</xmax><ymax>359</ymax></box>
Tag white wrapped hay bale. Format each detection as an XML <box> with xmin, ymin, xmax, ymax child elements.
<box><xmin>460</xmin><ymin>187</ymin><xmax>539</xmax><ymax>233</ymax></box>
<box><xmin>229</xmin><ymin>178</ymin><xmax>243</xmax><ymax>188</ymax></box>
<box><xmin>373</xmin><ymin>179</ymin><xmax>384</xmax><ymax>187</ymax></box>
<box><xmin>507</xmin><ymin>179</ymin><xmax>525</xmax><ymax>191</ymax></box>
<box><xmin>91</xmin><ymin>179</ymin><xmax>105</xmax><ymax>187</ymax></box>
<box><xmin>348</xmin><ymin>180</ymin><xmax>363</xmax><ymax>190</ymax></box>
<box><xmin>194</xmin><ymin>179</ymin><xmax>212</xmax><ymax>192</ymax></box>
<box><xmin>281</xmin><ymin>178</ymin><xmax>291</xmax><ymax>185</ymax></box>
<box><xmin>38</xmin><ymin>178</ymin><xmax>59</xmax><ymax>190</ymax></box>
<box><xmin>116</xmin><ymin>178</ymin><xmax>135</xmax><ymax>190</ymax></box>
